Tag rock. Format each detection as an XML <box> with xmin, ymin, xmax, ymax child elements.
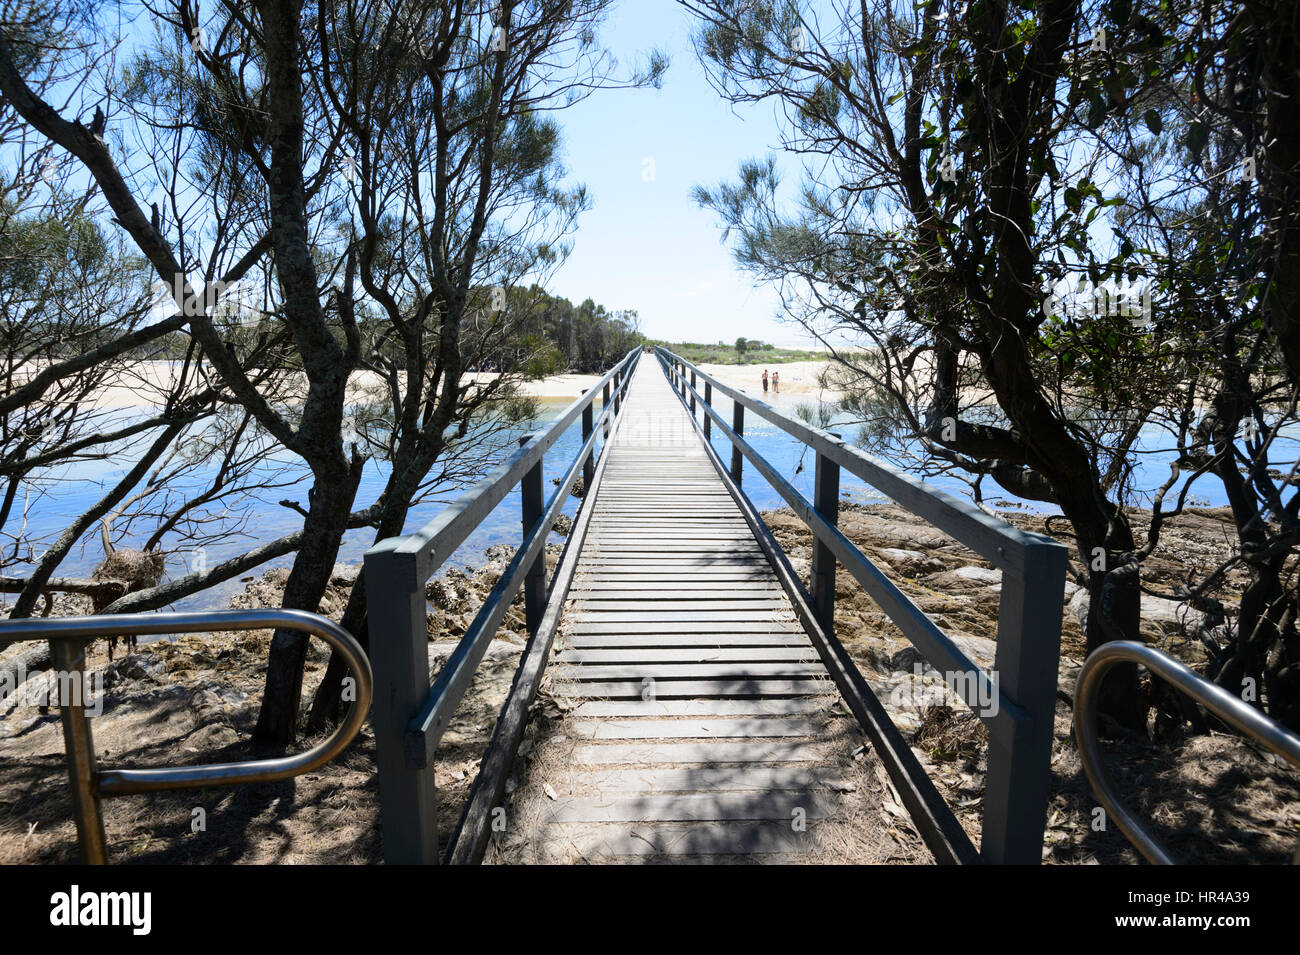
<box><xmin>330</xmin><ymin>563</ymin><xmax>360</xmax><ymax>586</ymax></box>
<box><xmin>1067</xmin><ymin>587</ymin><xmax>1089</xmax><ymax>631</ymax></box>
<box><xmin>552</xmin><ymin>513</ymin><xmax>573</xmax><ymax>537</ymax></box>
<box><xmin>844</xmin><ymin>518</ymin><xmax>955</xmax><ymax>553</ymax></box>
<box><xmin>886</xmin><ymin>632</ymin><xmax>996</xmax><ymax>672</ymax></box>
<box><xmin>951</xmin><ymin>565</ymin><xmax>1001</xmax><ymax>586</ymax></box>
<box><xmin>1140</xmin><ymin>594</ymin><xmax>1203</xmax><ymax>632</ymax></box>
<box><xmin>104</xmin><ymin>653</ymin><xmax>166</xmax><ymax>687</ymax></box>
<box><xmin>876</xmin><ymin>548</ymin><xmax>944</xmax><ymax>574</ymax></box>
<box><xmin>185</xmin><ymin>722</ymin><xmax>240</xmax><ymax>751</ymax></box>
<box><xmin>1063</xmin><ymin>589</ymin><xmax>1202</xmax><ymax>635</ymax></box>
<box><xmin>188</xmin><ymin>683</ymin><xmax>247</xmax><ymax>717</ymax></box>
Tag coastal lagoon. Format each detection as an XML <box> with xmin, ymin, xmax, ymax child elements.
<box><xmin>9</xmin><ymin>385</ymin><xmax>1285</xmax><ymax>613</ymax></box>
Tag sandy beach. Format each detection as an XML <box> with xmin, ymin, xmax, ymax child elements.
<box><xmin>60</xmin><ymin>358</ymin><xmax>842</xmax><ymax>410</ymax></box>
<box><xmin>690</xmin><ymin>359</ymin><xmax>838</xmax><ymax>401</ymax></box>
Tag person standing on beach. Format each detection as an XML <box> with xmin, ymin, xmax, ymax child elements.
<box><xmin>762</xmin><ymin>369</ymin><xmax>769</xmax><ymax>393</ymax></box>
<box><xmin>772</xmin><ymin>370</ymin><xmax>780</xmax><ymax>393</ymax></box>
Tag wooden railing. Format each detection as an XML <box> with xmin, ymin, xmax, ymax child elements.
<box><xmin>365</xmin><ymin>348</ymin><xmax>641</xmax><ymax>864</ymax></box>
<box><xmin>656</xmin><ymin>346</ymin><xmax>1068</xmax><ymax>864</ymax></box>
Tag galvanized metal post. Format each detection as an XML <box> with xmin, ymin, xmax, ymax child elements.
<box><xmin>520</xmin><ymin>434</ymin><xmax>546</xmax><ymax>635</ymax></box>
<box><xmin>981</xmin><ymin>540</ymin><xmax>1068</xmax><ymax>864</ymax></box>
<box><xmin>51</xmin><ymin>638</ymin><xmax>108</xmax><ymax>864</ymax></box>
<box><xmin>581</xmin><ymin>389</ymin><xmax>595</xmax><ymax>491</ymax></box>
<box><xmin>703</xmin><ymin>382</ymin><xmax>713</xmax><ymax>440</ymax></box>
<box><xmin>731</xmin><ymin>400</ymin><xmax>744</xmax><ymax>485</ymax></box>
<box><xmin>366</xmin><ymin>545</ymin><xmax>438</xmax><ymax>863</ymax></box>
<box><xmin>811</xmin><ymin>435</ymin><xmax>842</xmax><ymax>633</ymax></box>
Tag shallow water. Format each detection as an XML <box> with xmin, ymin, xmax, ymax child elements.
<box><xmin>9</xmin><ymin>381</ymin><xmax>1294</xmax><ymax>612</ymax></box>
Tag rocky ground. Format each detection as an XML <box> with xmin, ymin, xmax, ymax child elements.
<box><xmin>1</xmin><ymin>503</ymin><xmax>1296</xmax><ymax>864</ymax></box>
<box><xmin>762</xmin><ymin>501</ymin><xmax>1299</xmax><ymax>863</ymax></box>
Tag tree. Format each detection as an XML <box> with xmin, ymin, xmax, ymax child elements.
<box><xmin>683</xmin><ymin>0</ymin><xmax>1199</xmax><ymax>728</ymax></box>
<box><xmin>685</xmin><ymin>0</ymin><xmax>1300</xmax><ymax>733</ymax></box>
<box><xmin>0</xmin><ymin>0</ymin><xmax>664</xmax><ymax>746</ymax></box>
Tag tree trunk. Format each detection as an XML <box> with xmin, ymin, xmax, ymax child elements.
<box><xmin>303</xmin><ymin>499</ymin><xmax>415</xmax><ymax>731</ymax></box>
<box><xmin>251</xmin><ymin>464</ymin><xmax>361</xmax><ymax>749</ymax></box>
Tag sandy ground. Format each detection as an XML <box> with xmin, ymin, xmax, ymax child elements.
<box><xmin>63</xmin><ymin>363</ymin><xmax>614</xmax><ymax>411</ymax></box>
<box><xmin>691</xmin><ymin>360</ymin><xmax>838</xmax><ymax>401</ymax></box>
<box><xmin>4</xmin><ymin>499</ymin><xmax>1294</xmax><ymax>864</ymax></box>
<box><xmin>50</xmin><ymin>357</ymin><xmax>841</xmax><ymax>411</ymax></box>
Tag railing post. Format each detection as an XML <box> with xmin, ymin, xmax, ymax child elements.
<box><xmin>602</xmin><ymin>380</ymin><xmax>611</xmax><ymax>440</ymax></box>
<box><xmin>980</xmin><ymin>540</ymin><xmax>1068</xmax><ymax>864</ymax></box>
<box><xmin>811</xmin><ymin>434</ymin><xmax>842</xmax><ymax>633</ymax></box>
<box><xmin>703</xmin><ymin>382</ymin><xmax>712</xmax><ymax>439</ymax></box>
<box><xmin>520</xmin><ymin>434</ymin><xmax>546</xmax><ymax>635</ymax></box>
<box><xmin>51</xmin><ymin>637</ymin><xmax>108</xmax><ymax>864</ymax></box>
<box><xmin>731</xmin><ymin>400</ymin><xmax>744</xmax><ymax>485</ymax></box>
<box><xmin>689</xmin><ymin>370</ymin><xmax>697</xmax><ymax>417</ymax></box>
<box><xmin>366</xmin><ymin>546</ymin><xmax>438</xmax><ymax>864</ymax></box>
<box><xmin>582</xmin><ymin>389</ymin><xmax>595</xmax><ymax>491</ymax></box>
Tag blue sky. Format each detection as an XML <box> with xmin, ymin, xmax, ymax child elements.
<box><xmin>544</xmin><ymin>1</ymin><xmax>813</xmax><ymax>347</ymax></box>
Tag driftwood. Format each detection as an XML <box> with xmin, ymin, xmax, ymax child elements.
<box><xmin>0</xmin><ymin>641</ymin><xmax>53</xmax><ymax>700</ymax></box>
<box><xmin>0</xmin><ymin>576</ymin><xmax>128</xmax><ymax>602</ymax></box>
<box><xmin>0</xmin><ymin>578</ymin><xmax>124</xmax><ymax>695</ymax></box>
<box><xmin>0</xmin><ymin>549</ymin><xmax>166</xmax><ymax>694</ymax></box>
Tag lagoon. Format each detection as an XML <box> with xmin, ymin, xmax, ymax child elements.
<box><xmin>8</xmin><ymin>384</ymin><xmax>1278</xmax><ymax>613</ymax></box>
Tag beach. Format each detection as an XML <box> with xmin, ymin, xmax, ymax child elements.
<box><xmin>70</xmin><ymin>358</ymin><xmax>843</xmax><ymax>410</ymax></box>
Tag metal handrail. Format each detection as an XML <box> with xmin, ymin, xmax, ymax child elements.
<box><xmin>655</xmin><ymin>346</ymin><xmax>1068</xmax><ymax>864</ymax></box>
<box><xmin>1073</xmin><ymin>640</ymin><xmax>1300</xmax><ymax>865</ymax></box>
<box><xmin>365</xmin><ymin>346</ymin><xmax>641</xmax><ymax>863</ymax></box>
<box><xmin>0</xmin><ymin>608</ymin><xmax>373</xmax><ymax>864</ymax></box>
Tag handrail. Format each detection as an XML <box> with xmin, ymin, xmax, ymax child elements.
<box><xmin>657</xmin><ymin>349</ymin><xmax>1050</xmax><ymax>573</ymax></box>
<box><xmin>365</xmin><ymin>346</ymin><xmax>641</xmax><ymax>863</ymax></box>
<box><xmin>1073</xmin><ymin>640</ymin><xmax>1300</xmax><ymax>865</ymax></box>
<box><xmin>0</xmin><ymin>608</ymin><xmax>373</xmax><ymax>864</ymax></box>
<box><xmin>654</xmin><ymin>346</ymin><xmax>1069</xmax><ymax>864</ymax></box>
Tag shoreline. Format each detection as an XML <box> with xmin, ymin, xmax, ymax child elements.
<box><xmin>46</xmin><ymin>357</ymin><xmax>844</xmax><ymax>410</ymax></box>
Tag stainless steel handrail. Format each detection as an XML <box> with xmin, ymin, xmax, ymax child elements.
<box><xmin>1073</xmin><ymin>640</ymin><xmax>1300</xmax><ymax>864</ymax></box>
<box><xmin>0</xmin><ymin>608</ymin><xmax>373</xmax><ymax>863</ymax></box>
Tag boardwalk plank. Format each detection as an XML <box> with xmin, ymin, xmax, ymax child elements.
<box><xmin>494</xmin><ymin>355</ymin><xmax>854</xmax><ymax>865</ymax></box>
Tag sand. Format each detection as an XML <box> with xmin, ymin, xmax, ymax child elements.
<box><xmin>60</xmin><ymin>358</ymin><xmax>842</xmax><ymax>411</ymax></box>
<box><xmin>690</xmin><ymin>360</ymin><xmax>838</xmax><ymax>401</ymax></box>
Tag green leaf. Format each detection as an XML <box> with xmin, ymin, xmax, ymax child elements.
<box><xmin>1143</xmin><ymin>108</ymin><xmax>1162</xmax><ymax>134</ymax></box>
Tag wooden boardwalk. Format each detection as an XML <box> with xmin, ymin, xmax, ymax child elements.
<box><xmin>499</xmin><ymin>359</ymin><xmax>892</xmax><ymax>863</ymax></box>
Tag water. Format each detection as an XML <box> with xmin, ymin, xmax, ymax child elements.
<box><xmin>11</xmin><ymin>382</ymin><xmax>1295</xmax><ymax>613</ymax></box>
<box><xmin>9</xmin><ymin>397</ymin><xmax>593</xmax><ymax>611</ymax></box>
<box><xmin>701</xmin><ymin>390</ymin><xmax>1300</xmax><ymax>517</ymax></box>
